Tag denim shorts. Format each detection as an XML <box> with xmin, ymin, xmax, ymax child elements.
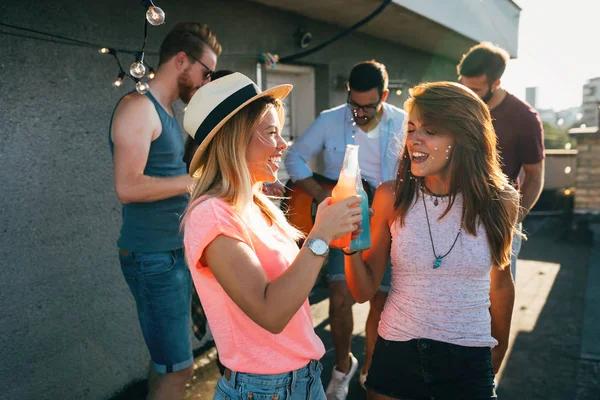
<box><xmin>119</xmin><ymin>248</ymin><xmax>193</xmax><ymax>374</ymax></box>
<box><xmin>366</xmin><ymin>337</ymin><xmax>497</xmax><ymax>399</ymax></box>
<box><xmin>510</xmin><ymin>223</ymin><xmax>523</xmax><ymax>282</ymax></box>
<box><xmin>326</xmin><ymin>248</ymin><xmax>392</xmax><ymax>292</ymax></box>
<box><xmin>214</xmin><ymin>360</ymin><xmax>326</xmax><ymax>400</ymax></box>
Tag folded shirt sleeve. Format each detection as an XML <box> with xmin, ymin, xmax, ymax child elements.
<box><xmin>184</xmin><ymin>198</ymin><xmax>250</xmax><ymax>270</ymax></box>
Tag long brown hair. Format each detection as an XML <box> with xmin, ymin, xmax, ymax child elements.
<box><xmin>182</xmin><ymin>96</ymin><xmax>303</xmax><ymax>242</ymax></box>
<box><xmin>394</xmin><ymin>82</ymin><xmax>519</xmax><ymax>269</ymax></box>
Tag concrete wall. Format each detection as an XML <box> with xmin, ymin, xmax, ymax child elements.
<box><xmin>0</xmin><ymin>1</ymin><xmax>457</xmax><ymax>399</ymax></box>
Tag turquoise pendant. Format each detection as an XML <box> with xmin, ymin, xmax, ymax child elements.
<box><xmin>433</xmin><ymin>256</ymin><xmax>442</xmax><ymax>269</ymax></box>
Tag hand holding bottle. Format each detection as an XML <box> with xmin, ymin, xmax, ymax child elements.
<box><xmin>310</xmin><ymin>195</ymin><xmax>363</xmax><ymax>244</ymax></box>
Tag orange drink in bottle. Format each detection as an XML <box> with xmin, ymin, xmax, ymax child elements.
<box><xmin>329</xmin><ymin>144</ymin><xmax>359</xmax><ymax>249</ymax></box>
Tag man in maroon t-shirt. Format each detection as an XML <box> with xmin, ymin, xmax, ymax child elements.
<box><xmin>457</xmin><ymin>42</ymin><xmax>545</xmax><ymax>278</ymax></box>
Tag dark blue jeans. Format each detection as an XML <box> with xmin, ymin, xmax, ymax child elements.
<box><xmin>366</xmin><ymin>337</ymin><xmax>497</xmax><ymax>399</ymax></box>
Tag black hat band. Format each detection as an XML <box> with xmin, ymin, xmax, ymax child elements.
<box><xmin>194</xmin><ymin>83</ymin><xmax>259</xmax><ymax>145</ymax></box>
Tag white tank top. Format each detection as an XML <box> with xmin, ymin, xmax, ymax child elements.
<box><xmin>379</xmin><ymin>192</ymin><xmax>498</xmax><ymax>348</ymax></box>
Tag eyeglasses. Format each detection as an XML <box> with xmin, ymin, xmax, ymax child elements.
<box><xmin>346</xmin><ymin>92</ymin><xmax>381</xmax><ymax>115</ymax></box>
<box><xmin>186</xmin><ymin>53</ymin><xmax>213</xmax><ymax>80</ymax></box>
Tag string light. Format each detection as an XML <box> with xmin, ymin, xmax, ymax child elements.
<box><xmin>130</xmin><ymin>53</ymin><xmax>146</xmax><ymax>78</ymax></box>
<box><xmin>0</xmin><ymin>19</ymin><xmax>169</xmax><ymax>89</ymax></box>
<box><xmin>130</xmin><ymin>62</ymin><xmax>146</xmax><ymax>78</ymax></box>
<box><xmin>98</xmin><ymin>2</ymin><xmax>165</xmax><ymax>88</ymax></box>
<box><xmin>146</xmin><ymin>4</ymin><xmax>166</xmax><ymax>26</ymax></box>
<box><xmin>113</xmin><ymin>71</ymin><xmax>125</xmax><ymax>87</ymax></box>
<box><xmin>136</xmin><ymin>79</ymin><xmax>150</xmax><ymax>94</ymax></box>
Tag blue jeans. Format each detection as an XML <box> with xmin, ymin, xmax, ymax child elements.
<box><xmin>119</xmin><ymin>248</ymin><xmax>193</xmax><ymax>373</ymax></box>
<box><xmin>214</xmin><ymin>360</ymin><xmax>326</xmax><ymax>400</ymax></box>
<box><xmin>510</xmin><ymin>223</ymin><xmax>523</xmax><ymax>282</ymax></box>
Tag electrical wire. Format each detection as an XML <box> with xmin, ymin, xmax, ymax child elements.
<box><xmin>111</xmin><ymin>53</ymin><xmax>129</xmax><ymax>77</ymax></box>
<box><xmin>0</xmin><ymin>20</ymin><xmax>161</xmax><ymax>87</ymax></box>
<box><xmin>0</xmin><ymin>21</ymin><xmax>151</xmax><ymax>55</ymax></box>
<box><xmin>0</xmin><ymin>30</ymin><xmax>96</xmax><ymax>48</ymax></box>
<box><xmin>0</xmin><ymin>21</ymin><xmax>99</xmax><ymax>47</ymax></box>
<box><xmin>140</xmin><ymin>20</ymin><xmax>149</xmax><ymax>56</ymax></box>
<box><xmin>0</xmin><ymin>22</ymin><xmax>259</xmax><ymax>60</ymax></box>
<box><xmin>279</xmin><ymin>0</ymin><xmax>393</xmax><ymax>63</ymax></box>
<box><xmin>1</xmin><ymin>19</ymin><xmax>272</xmax><ymax>84</ymax></box>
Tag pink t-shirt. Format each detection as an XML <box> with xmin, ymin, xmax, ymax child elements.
<box><xmin>184</xmin><ymin>197</ymin><xmax>325</xmax><ymax>374</ymax></box>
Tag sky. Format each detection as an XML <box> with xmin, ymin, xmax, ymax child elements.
<box><xmin>501</xmin><ymin>0</ymin><xmax>599</xmax><ymax>111</ymax></box>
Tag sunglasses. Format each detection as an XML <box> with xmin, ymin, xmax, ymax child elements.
<box><xmin>186</xmin><ymin>53</ymin><xmax>214</xmax><ymax>80</ymax></box>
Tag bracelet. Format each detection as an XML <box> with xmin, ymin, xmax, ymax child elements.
<box><xmin>342</xmin><ymin>248</ymin><xmax>358</xmax><ymax>256</ymax></box>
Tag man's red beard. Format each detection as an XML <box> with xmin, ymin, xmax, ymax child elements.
<box><xmin>178</xmin><ymin>67</ymin><xmax>198</xmax><ymax>104</ymax></box>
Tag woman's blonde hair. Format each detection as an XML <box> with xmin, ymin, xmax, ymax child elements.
<box><xmin>394</xmin><ymin>81</ymin><xmax>520</xmax><ymax>269</ymax></box>
<box><xmin>183</xmin><ymin>96</ymin><xmax>304</xmax><ymax>241</ymax></box>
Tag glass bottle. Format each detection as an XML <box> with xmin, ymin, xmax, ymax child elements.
<box><xmin>350</xmin><ymin>170</ymin><xmax>371</xmax><ymax>251</ymax></box>
<box><xmin>330</xmin><ymin>144</ymin><xmax>359</xmax><ymax>249</ymax></box>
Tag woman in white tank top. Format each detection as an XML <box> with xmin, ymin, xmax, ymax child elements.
<box><xmin>343</xmin><ymin>82</ymin><xmax>520</xmax><ymax>399</ymax></box>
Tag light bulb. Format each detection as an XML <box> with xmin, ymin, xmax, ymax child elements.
<box><xmin>99</xmin><ymin>47</ymin><xmax>110</xmax><ymax>54</ymax></box>
<box><xmin>130</xmin><ymin>61</ymin><xmax>146</xmax><ymax>78</ymax></box>
<box><xmin>148</xmin><ymin>69</ymin><xmax>155</xmax><ymax>79</ymax></box>
<box><xmin>113</xmin><ymin>71</ymin><xmax>125</xmax><ymax>87</ymax></box>
<box><xmin>136</xmin><ymin>80</ymin><xmax>150</xmax><ymax>94</ymax></box>
<box><xmin>146</xmin><ymin>6</ymin><xmax>165</xmax><ymax>26</ymax></box>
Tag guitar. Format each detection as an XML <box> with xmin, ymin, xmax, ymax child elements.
<box><xmin>281</xmin><ymin>173</ymin><xmax>374</xmax><ymax>239</ymax></box>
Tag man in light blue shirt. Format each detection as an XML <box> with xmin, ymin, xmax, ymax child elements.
<box><xmin>285</xmin><ymin>60</ymin><xmax>405</xmax><ymax>399</ymax></box>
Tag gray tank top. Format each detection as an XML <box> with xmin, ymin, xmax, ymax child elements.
<box><xmin>380</xmin><ymin>192</ymin><xmax>498</xmax><ymax>348</ymax></box>
<box><xmin>109</xmin><ymin>91</ymin><xmax>188</xmax><ymax>252</ymax></box>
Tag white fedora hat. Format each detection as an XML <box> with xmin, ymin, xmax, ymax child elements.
<box><xmin>183</xmin><ymin>72</ymin><xmax>292</xmax><ymax>176</ymax></box>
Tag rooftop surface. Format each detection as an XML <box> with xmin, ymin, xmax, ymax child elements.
<box><xmin>111</xmin><ymin>214</ymin><xmax>600</xmax><ymax>400</ymax></box>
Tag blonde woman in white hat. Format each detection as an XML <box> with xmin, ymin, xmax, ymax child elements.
<box><xmin>182</xmin><ymin>73</ymin><xmax>363</xmax><ymax>400</ymax></box>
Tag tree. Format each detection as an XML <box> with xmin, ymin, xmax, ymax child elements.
<box><xmin>543</xmin><ymin>121</ymin><xmax>571</xmax><ymax>149</ymax></box>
